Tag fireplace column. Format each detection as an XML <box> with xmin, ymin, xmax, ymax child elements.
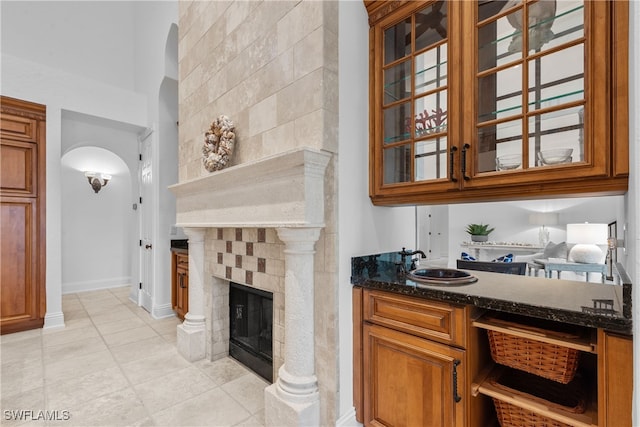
<box><xmin>265</xmin><ymin>227</ymin><xmax>321</xmax><ymax>427</ymax></box>
<box><xmin>177</xmin><ymin>227</ymin><xmax>206</xmax><ymax>362</ymax></box>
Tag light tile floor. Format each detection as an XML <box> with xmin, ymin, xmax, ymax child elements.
<box><xmin>1</xmin><ymin>287</ymin><xmax>268</xmax><ymax>427</ymax></box>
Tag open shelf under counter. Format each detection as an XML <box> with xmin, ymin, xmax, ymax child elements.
<box><xmin>472</xmin><ymin>311</ymin><xmax>597</xmax><ymax>354</ymax></box>
<box><xmin>471</xmin><ymin>364</ymin><xmax>598</xmax><ymax>427</ymax></box>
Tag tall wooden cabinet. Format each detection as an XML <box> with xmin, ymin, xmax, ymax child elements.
<box><xmin>365</xmin><ymin>0</ymin><xmax>628</xmax><ymax>205</ymax></box>
<box><xmin>1</xmin><ymin>96</ymin><xmax>46</xmax><ymax>334</ymax></box>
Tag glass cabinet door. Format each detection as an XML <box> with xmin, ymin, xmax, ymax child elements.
<box><xmin>474</xmin><ymin>0</ymin><xmax>586</xmax><ymax>175</ymax></box>
<box><xmin>368</xmin><ymin>0</ymin><xmax>624</xmax><ymax>205</ymax></box>
<box><xmin>381</xmin><ymin>1</ymin><xmax>451</xmax><ymax>185</ymax></box>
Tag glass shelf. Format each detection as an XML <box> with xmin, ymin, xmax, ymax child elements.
<box><xmin>383</xmin><ymin>61</ymin><xmax>448</xmax><ymax>93</ymax></box>
<box><xmin>528</xmin><ymin>4</ymin><xmax>583</xmax><ymax>33</ymax></box>
<box><xmin>479</xmin><ymin>89</ymin><xmax>584</xmax><ymax>123</ymax></box>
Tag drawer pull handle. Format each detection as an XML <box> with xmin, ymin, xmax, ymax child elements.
<box><xmin>453</xmin><ymin>359</ymin><xmax>462</xmax><ymax>403</ymax></box>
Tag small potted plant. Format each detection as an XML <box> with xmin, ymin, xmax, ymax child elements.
<box><xmin>466</xmin><ymin>223</ymin><xmax>495</xmax><ymax>242</ymax></box>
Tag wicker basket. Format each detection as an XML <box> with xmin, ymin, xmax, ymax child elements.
<box><xmin>490</xmin><ymin>367</ymin><xmax>586</xmax><ymax>427</ymax></box>
<box><xmin>487</xmin><ymin>325</ymin><xmax>581</xmax><ymax>384</ymax></box>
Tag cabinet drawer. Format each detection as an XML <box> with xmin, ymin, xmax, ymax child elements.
<box><xmin>176</xmin><ymin>253</ymin><xmax>188</xmax><ymax>269</ymax></box>
<box><xmin>363</xmin><ymin>289</ymin><xmax>466</xmax><ymax>347</ymax></box>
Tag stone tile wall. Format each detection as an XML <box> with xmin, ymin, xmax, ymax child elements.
<box><xmin>178</xmin><ymin>0</ymin><xmax>338</xmax><ymax>181</ymax></box>
<box><xmin>178</xmin><ymin>1</ymin><xmax>339</xmax><ymax>424</ymax></box>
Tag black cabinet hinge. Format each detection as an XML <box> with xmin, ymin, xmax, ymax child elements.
<box><xmin>139</xmin><ymin>282</ymin><xmax>142</xmax><ymax>290</ymax></box>
<box><xmin>139</xmin><ymin>154</ymin><xmax>142</xmax><ymax>161</ymax></box>
<box><xmin>139</xmin><ymin>197</ymin><xmax>142</xmax><ymax>204</ymax></box>
<box><xmin>139</xmin><ymin>240</ymin><xmax>142</xmax><ymax>247</ymax></box>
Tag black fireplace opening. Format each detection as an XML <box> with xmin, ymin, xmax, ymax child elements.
<box><xmin>229</xmin><ymin>282</ymin><xmax>273</xmax><ymax>382</ymax></box>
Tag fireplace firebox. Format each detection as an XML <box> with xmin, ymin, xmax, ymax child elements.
<box><xmin>229</xmin><ymin>282</ymin><xmax>273</xmax><ymax>382</ymax></box>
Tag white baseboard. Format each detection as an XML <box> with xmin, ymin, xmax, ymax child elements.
<box><xmin>152</xmin><ymin>303</ymin><xmax>176</xmax><ymax>319</ymax></box>
<box><xmin>43</xmin><ymin>311</ymin><xmax>65</xmax><ymax>330</ymax></box>
<box><xmin>335</xmin><ymin>408</ymin><xmax>361</xmax><ymax>427</ymax></box>
<box><xmin>129</xmin><ymin>289</ymin><xmax>140</xmax><ymax>305</ymax></box>
<box><xmin>62</xmin><ymin>277</ymin><xmax>132</xmax><ymax>294</ymax></box>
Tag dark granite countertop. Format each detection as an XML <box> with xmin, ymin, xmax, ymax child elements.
<box><xmin>170</xmin><ymin>239</ymin><xmax>188</xmax><ymax>252</ymax></box>
<box><xmin>351</xmin><ymin>252</ymin><xmax>632</xmax><ymax>335</ymax></box>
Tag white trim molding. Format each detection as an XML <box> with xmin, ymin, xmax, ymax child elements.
<box><xmin>43</xmin><ymin>311</ymin><xmax>65</xmax><ymax>330</ymax></box>
<box><xmin>169</xmin><ymin>147</ymin><xmax>331</xmax><ymax>228</ymax></box>
<box><xmin>62</xmin><ymin>278</ymin><xmax>132</xmax><ymax>294</ymax></box>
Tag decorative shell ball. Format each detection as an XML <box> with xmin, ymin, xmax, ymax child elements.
<box><xmin>202</xmin><ymin>115</ymin><xmax>236</xmax><ymax>172</ymax></box>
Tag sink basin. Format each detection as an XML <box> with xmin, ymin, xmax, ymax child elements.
<box><xmin>407</xmin><ymin>268</ymin><xmax>478</xmax><ymax>286</ymax></box>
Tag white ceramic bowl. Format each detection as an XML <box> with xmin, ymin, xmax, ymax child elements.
<box><xmin>538</xmin><ymin>148</ymin><xmax>573</xmax><ymax>165</ymax></box>
<box><xmin>496</xmin><ymin>154</ymin><xmax>521</xmax><ymax>171</ymax></box>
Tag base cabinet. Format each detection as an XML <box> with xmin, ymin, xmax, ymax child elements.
<box><xmin>171</xmin><ymin>251</ymin><xmax>188</xmax><ymax>320</ymax></box>
<box><xmin>363</xmin><ymin>323</ymin><xmax>465</xmax><ymax>427</ymax></box>
<box><xmin>598</xmin><ymin>331</ymin><xmax>633</xmax><ymax>426</ymax></box>
<box><xmin>353</xmin><ymin>287</ymin><xmax>633</xmax><ymax>427</ymax></box>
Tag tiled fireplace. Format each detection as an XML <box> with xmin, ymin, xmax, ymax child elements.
<box><xmin>206</xmin><ymin>227</ymin><xmax>286</xmax><ymax>381</ymax></box>
<box><xmin>169</xmin><ymin>148</ymin><xmax>331</xmax><ymax>427</ymax></box>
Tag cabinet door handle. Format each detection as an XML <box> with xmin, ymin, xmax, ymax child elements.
<box><xmin>461</xmin><ymin>144</ymin><xmax>471</xmax><ymax>181</ymax></box>
<box><xmin>452</xmin><ymin>359</ymin><xmax>462</xmax><ymax>403</ymax></box>
<box><xmin>145</xmin><ymin>244</ymin><xmax>152</xmax><ymax>249</ymax></box>
<box><xmin>449</xmin><ymin>146</ymin><xmax>458</xmax><ymax>182</ymax></box>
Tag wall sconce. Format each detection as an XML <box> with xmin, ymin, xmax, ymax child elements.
<box><xmin>566</xmin><ymin>223</ymin><xmax>608</xmax><ymax>264</ymax></box>
<box><xmin>528</xmin><ymin>212</ymin><xmax>559</xmax><ymax>247</ymax></box>
<box><xmin>84</xmin><ymin>171</ymin><xmax>111</xmax><ymax>193</ymax></box>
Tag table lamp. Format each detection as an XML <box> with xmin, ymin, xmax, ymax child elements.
<box><xmin>566</xmin><ymin>223</ymin><xmax>607</xmax><ymax>264</ymax></box>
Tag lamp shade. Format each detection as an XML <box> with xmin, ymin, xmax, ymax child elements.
<box><xmin>566</xmin><ymin>223</ymin><xmax>607</xmax><ymax>245</ymax></box>
<box><xmin>528</xmin><ymin>212</ymin><xmax>559</xmax><ymax>226</ymax></box>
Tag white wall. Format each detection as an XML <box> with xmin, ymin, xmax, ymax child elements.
<box><xmin>0</xmin><ymin>0</ymin><xmax>178</xmax><ymax>326</ymax></box>
<box><xmin>61</xmin><ymin>151</ymin><xmax>133</xmax><ymax>293</ymax></box>
<box><xmin>337</xmin><ymin>2</ymin><xmax>416</xmax><ymax>423</ymax></box>
<box><xmin>60</xmin><ymin>114</ymin><xmax>141</xmax><ymax>294</ymax></box>
<box><xmin>132</xmin><ymin>2</ymin><xmax>180</xmax><ymax>317</ymax></box>
<box><xmin>1</xmin><ymin>1</ymin><xmax>137</xmax><ymax>90</ymax></box>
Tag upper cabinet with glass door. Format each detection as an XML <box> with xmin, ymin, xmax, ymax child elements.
<box><xmin>365</xmin><ymin>0</ymin><xmax>628</xmax><ymax>206</ymax></box>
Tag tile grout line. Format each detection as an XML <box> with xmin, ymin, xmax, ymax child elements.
<box><xmin>103</xmin><ymin>287</ymin><xmax>224</xmax><ymax>425</ymax></box>
<box><xmin>66</xmin><ymin>290</ymin><xmax>155</xmax><ymax>425</ymax></box>
<box><xmin>102</xmin><ymin>287</ymin><xmax>161</xmax><ymax>425</ymax></box>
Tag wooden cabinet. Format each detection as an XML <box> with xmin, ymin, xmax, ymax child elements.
<box><xmin>1</xmin><ymin>96</ymin><xmax>46</xmax><ymax>334</ymax></box>
<box><xmin>354</xmin><ymin>288</ymin><xmax>491</xmax><ymax>427</ymax></box>
<box><xmin>597</xmin><ymin>330</ymin><xmax>633</xmax><ymax>427</ymax></box>
<box><xmin>363</xmin><ymin>323</ymin><xmax>465</xmax><ymax>427</ymax></box>
<box><xmin>171</xmin><ymin>250</ymin><xmax>189</xmax><ymax>320</ymax></box>
<box><xmin>354</xmin><ymin>287</ymin><xmax>633</xmax><ymax>426</ymax></box>
<box><xmin>365</xmin><ymin>0</ymin><xmax>628</xmax><ymax>205</ymax></box>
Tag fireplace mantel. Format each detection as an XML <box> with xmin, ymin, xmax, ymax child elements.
<box><xmin>169</xmin><ymin>147</ymin><xmax>331</xmax><ymax>229</ymax></box>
